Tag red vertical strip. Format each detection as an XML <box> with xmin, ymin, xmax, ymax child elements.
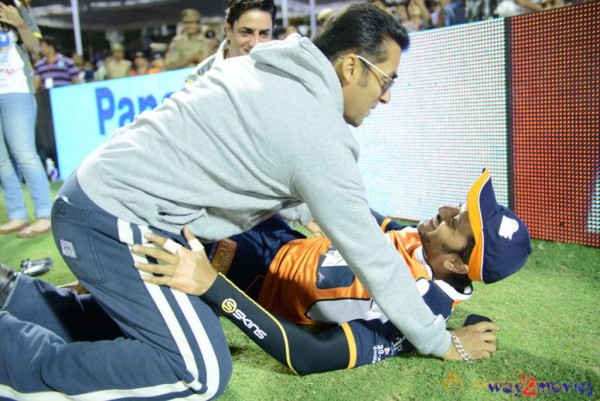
<box><xmin>510</xmin><ymin>3</ymin><xmax>600</xmax><ymax>247</ymax></box>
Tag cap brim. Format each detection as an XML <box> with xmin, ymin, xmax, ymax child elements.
<box><xmin>466</xmin><ymin>168</ymin><xmax>491</xmax><ymax>282</ymax></box>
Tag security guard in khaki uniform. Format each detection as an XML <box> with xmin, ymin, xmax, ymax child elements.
<box><xmin>166</xmin><ymin>8</ymin><xmax>210</xmax><ymax>70</ymax></box>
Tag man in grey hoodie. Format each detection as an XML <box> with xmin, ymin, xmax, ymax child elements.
<box><xmin>0</xmin><ymin>3</ymin><xmax>496</xmax><ymax>400</ymax></box>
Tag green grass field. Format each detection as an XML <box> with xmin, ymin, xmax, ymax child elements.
<box><xmin>1</xmin><ymin>182</ymin><xmax>599</xmax><ymax>400</ymax></box>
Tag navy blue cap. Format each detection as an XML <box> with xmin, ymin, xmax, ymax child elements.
<box><xmin>467</xmin><ymin>169</ymin><xmax>532</xmax><ymax>284</ymax></box>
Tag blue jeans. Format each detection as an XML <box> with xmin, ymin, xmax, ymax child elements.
<box><xmin>0</xmin><ymin>92</ymin><xmax>52</xmax><ymax>220</ymax></box>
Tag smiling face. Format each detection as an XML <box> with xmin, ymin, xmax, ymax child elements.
<box><xmin>225</xmin><ymin>9</ymin><xmax>273</xmax><ymax>58</ymax></box>
<box><xmin>417</xmin><ymin>204</ymin><xmax>474</xmax><ymax>281</ymax></box>
<box><xmin>339</xmin><ymin>40</ymin><xmax>401</xmax><ymax>127</ymax></box>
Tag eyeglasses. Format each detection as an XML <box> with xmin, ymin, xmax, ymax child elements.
<box><xmin>356</xmin><ymin>55</ymin><xmax>396</xmax><ymax>96</ymax></box>
<box><xmin>183</xmin><ymin>20</ymin><xmax>200</xmax><ymax>25</ymax></box>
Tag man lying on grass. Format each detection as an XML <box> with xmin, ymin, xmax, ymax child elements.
<box><xmin>132</xmin><ymin>168</ymin><xmax>532</xmax><ymax>372</ymax></box>
<box><xmin>0</xmin><ymin>169</ymin><xmax>530</xmax><ymax>377</ymax></box>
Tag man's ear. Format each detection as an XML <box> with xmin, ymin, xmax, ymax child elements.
<box><xmin>442</xmin><ymin>254</ymin><xmax>469</xmax><ymax>275</ymax></box>
<box><xmin>337</xmin><ymin>54</ymin><xmax>360</xmax><ymax>86</ymax></box>
<box><xmin>224</xmin><ymin>22</ymin><xmax>233</xmax><ymax>43</ymax></box>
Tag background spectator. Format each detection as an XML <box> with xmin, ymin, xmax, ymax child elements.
<box><xmin>71</xmin><ymin>52</ymin><xmax>95</xmax><ymax>83</ymax></box>
<box><xmin>368</xmin><ymin>0</ymin><xmax>393</xmax><ymax>13</ymax></box>
<box><xmin>395</xmin><ymin>3</ymin><xmax>411</xmax><ymax>25</ymax></box>
<box><xmin>33</xmin><ymin>36</ymin><xmax>80</xmax><ymax>90</ymax></box>
<box><xmin>272</xmin><ymin>26</ymin><xmax>286</xmax><ymax>40</ymax></box>
<box><xmin>129</xmin><ymin>51</ymin><xmax>150</xmax><ymax>76</ymax></box>
<box><xmin>103</xmin><ymin>42</ymin><xmax>132</xmax><ymax>79</ymax></box>
<box><xmin>397</xmin><ymin>0</ymin><xmax>431</xmax><ymax>31</ymax></box>
<box><xmin>466</xmin><ymin>0</ymin><xmax>497</xmax><ymax>21</ymax></box>
<box><xmin>284</xmin><ymin>24</ymin><xmax>299</xmax><ymax>37</ymax></box>
<box><xmin>433</xmin><ymin>0</ymin><xmax>468</xmax><ymax>27</ymax></box>
<box><xmin>316</xmin><ymin>7</ymin><xmax>335</xmax><ymax>36</ymax></box>
<box><xmin>165</xmin><ymin>8</ymin><xmax>210</xmax><ymax>70</ymax></box>
<box><xmin>147</xmin><ymin>53</ymin><xmax>166</xmax><ymax>74</ymax></box>
<box><xmin>201</xmin><ymin>25</ymin><xmax>220</xmax><ymax>55</ymax></box>
<box><xmin>540</xmin><ymin>0</ymin><xmax>565</xmax><ymax>9</ymax></box>
<box><xmin>494</xmin><ymin>0</ymin><xmax>542</xmax><ymax>17</ymax></box>
<box><xmin>33</xmin><ymin>35</ymin><xmax>79</xmax><ymax>180</ymax></box>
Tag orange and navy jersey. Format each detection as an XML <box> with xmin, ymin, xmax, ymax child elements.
<box><xmin>206</xmin><ymin>214</ymin><xmax>473</xmax><ymax>369</ymax></box>
<box><xmin>257</xmin><ymin>228</ymin><xmax>471</xmax><ymax>326</ymax></box>
<box><xmin>257</xmin><ymin>237</ymin><xmax>371</xmax><ymax>325</ymax></box>
<box><xmin>209</xmin><ymin>215</ymin><xmax>472</xmax><ymax>327</ymax></box>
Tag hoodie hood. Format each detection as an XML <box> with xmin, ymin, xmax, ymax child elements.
<box><xmin>250</xmin><ymin>34</ymin><xmax>344</xmax><ymax>115</ymax></box>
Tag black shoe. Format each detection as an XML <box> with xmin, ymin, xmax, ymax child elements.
<box><xmin>0</xmin><ymin>263</ymin><xmax>16</xmax><ymax>309</ymax></box>
<box><xmin>22</xmin><ymin>262</ymin><xmax>52</xmax><ymax>276</ymax></box>
<box><xmin>20</xmin><ymin>258</ymin><xmax>53</xmax><ymax>276</ymax></box>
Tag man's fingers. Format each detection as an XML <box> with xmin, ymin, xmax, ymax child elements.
<box><xmin>183</xmin><ymin>226</ymin><xmax>204</xmax><ymax>252</ymax></box>
<box><xmin>163</xmin><ymin>239</ymin><xmax>182</xmax><ymax>255</ymax></box>
<box><xmin>143</xmin><ymin>231</ymin><xmax>168</xmax><ymax>247</ymax></box>
<box><xmin>133</xmin><ymin>244</ymin><xmax>178</xmax><ymax>264</ymax></box>
<box><xmin>182</xmin><ymin>226</ymin><xmax>195</xmax><ymax>242</ymax></box>
<box><xmin>134</xmin><ymin>261</ymin><xmax>175</xmax><ymax>276</ymax></box>
<box><xmin>142</xmin><ymin>274</ymin><xmax>173</xmax><ymax>287</ymax></box>
<box><xmin>483</xmin><ymin>331</ymin><xmax>497</xmax><ymax>344</ymax></box>
<box><xmin>477</xmin><ymin>343</ymin><xmax>496</xmax><ymax>358</ymax></box>
<box><xmin>475</xmin><ymin>335</ymin><xmax>497</xmax><ymax>358</ymax></box>
<box><xmin>143</xmin><ymin>231</ymin><xmax>182</xmax><ymax>255</ymax></box>
<box><xmin>472</xmin><ymin>321</ymin><xmax>499</xmax><ymax>332</ymax></box>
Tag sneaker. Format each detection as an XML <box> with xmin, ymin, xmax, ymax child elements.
<box><xmin>20</xmin><ymin>258</ymin><xmax>53</xmax><ymax>276</ymax></box>
<box><xmin>0</xmin><ymin>263</ymin><xmax>16</xmax><ymax>309</ymax></box>
<box><xmin>17</xmin><ymin>218</ymin><xmax>51</xmax><ymax>238</ymax></box>
<box><xmin>0</xmin><ymin>219</ymin><xmax>30</xmax><ymax>235</ymax></box>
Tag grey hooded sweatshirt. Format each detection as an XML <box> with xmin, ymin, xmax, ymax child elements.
<box><xmin>77</xmin><ymin>35</ymin><xmax>450</xmax><ymax>357</ymax></box>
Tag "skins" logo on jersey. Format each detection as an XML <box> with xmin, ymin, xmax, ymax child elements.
<box><xmin>221</xmin><ymin>298</ymin><xmax>267</xmax><ymax>339</ymax></box>
<box><xmin>221</xmin><ymin>298</ymin><xmax>237</xmax><ymax>313</ymax></box>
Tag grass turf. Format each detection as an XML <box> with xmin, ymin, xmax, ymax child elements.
<box><xmin>1</xmin><ymin>182</ymin><xmax>598</xmax><ymax>400</ymax></box>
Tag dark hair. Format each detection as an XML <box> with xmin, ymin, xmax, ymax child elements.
<box><xmin>225</xmin><ymin>0</ymin><xmax>276</xmax><ymax>26</ymax></box>
<box><xmin>460</xmin><ymin>236</ymin><xmax>476</xmax><ymax>265</ymax></box>
<box><xmin>313</xmin><ymin>3</ymin><xmax>409</xmax><ymax>63</ymax></box>
<box><xmin>41</xmin><ymin>36</ymin><xmax>61</xmax><ymax>52</ymax></box>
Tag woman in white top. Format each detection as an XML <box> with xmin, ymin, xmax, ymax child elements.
<box><xmin>0</xmin><ymin>0</ymin><xmax>52</xmax><ymax>237</ymax></box>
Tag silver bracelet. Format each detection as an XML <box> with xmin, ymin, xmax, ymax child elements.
<box><xmin>450</xmin><ymin>333</ymin><xmax>474</xmax><ymax>364</ymax></box>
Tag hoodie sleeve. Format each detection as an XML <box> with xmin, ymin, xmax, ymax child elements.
<box><xmin>290</xmin><ymin>134</ymin><xmax>451</xmax><ymax>357</ymax></box>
